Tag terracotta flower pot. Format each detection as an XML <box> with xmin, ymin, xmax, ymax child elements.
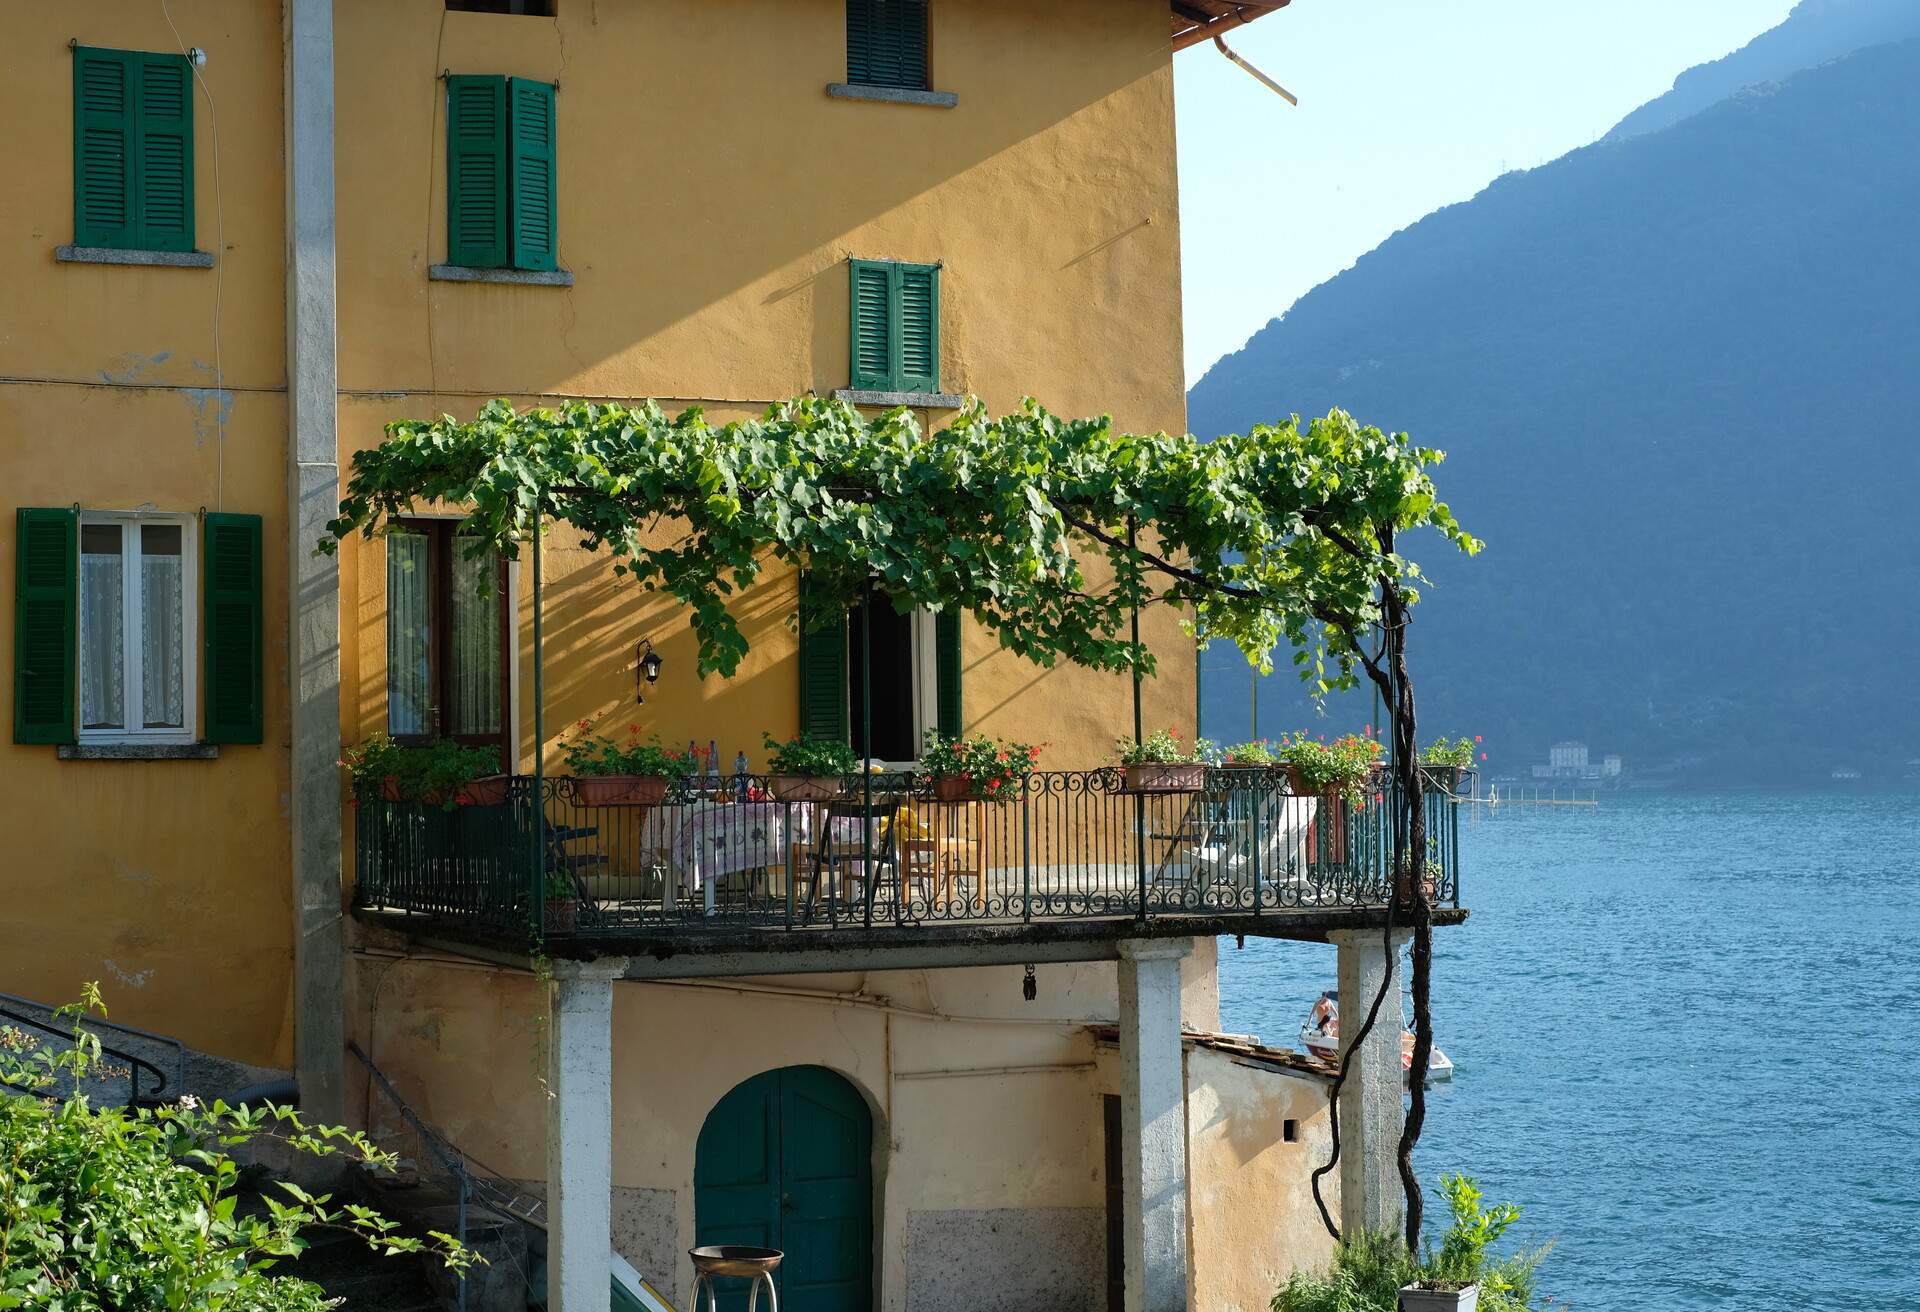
<box><xmin>930</xmin><ymin>773</ymin><xmax>976</xmax><ymax>802</ymax></box>
<box><xmin>573</xmin><ymin>774</ymin><xmax>670</xmax><ymax>807</ymax></box>
<box><xmin>1122</xmin><ymin>762</ymin><xmax>1206</xmax><ymax>794</ymax></box>
<box><xmin>544</xmin><ymin>897</ymin><xmax>578</xmax><ymax>934</ymax></box>
<box><xmin>769</xmin><ymin>774</ymin><xmax>843</xmax><ymax>802</ymax></box>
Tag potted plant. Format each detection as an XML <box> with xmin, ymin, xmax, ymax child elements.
<box><xmin>919</xmin><ymin>730</ymin><xmax>1041</xmax><ymax>801</ymax></box>
<box><xmin>1273</xmin><ymin>731</ymin><xmax>1383</xmax><ymax>807</ymax></box>
<box><xmin>1400</xmin><ymin>1174</ymin><xmax>1523</xmax><ymax>1311</ymax></box>
<box><xmin>560</xmin><ymin>722</ymin><xmax>693</xmax><ymax>806</ymax></box>
<box><xmin>761</xmin><ymin>732</ymin><xmax>858</xmax><ymax>801</ymax></box>
<box><xmin>1420</xmin><ymin>736</ymin><xmax>1477</xmax><ymax>796</ymax></box>
<box><xmin>1113</xmin><ymin>728</ymin><xmax>1209</xmax><ymax>794</ymax></box>
<box><xmin>543</xmin><ymin>869</ymin><xmax>580</xmax><ymax>934</ymax></box>
<box><xmin>342</xmin><ymin>734</ymin><xmax>507</xmax><ymax>810</ymax></box>
<box><xmin>1221</xmin><ymin>739</ymin><xmax>1279</xmax><ymax>769</ymax></box>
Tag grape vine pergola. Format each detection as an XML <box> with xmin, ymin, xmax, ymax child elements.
<box><xmin>322</xmin><ymin>394</ymin><xmax>1479</xmax><ymax>1249</ymax></box>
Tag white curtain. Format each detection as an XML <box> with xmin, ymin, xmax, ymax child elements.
<box><xmin>79</xmin><ymin>547</ymin><xmax>124</xmax><ymax>731</ymax></box>
<box><xmin>450</xmin><ymin>542</ymin><xmax>501</xmax><ymax>736</ymax></box>
<box><xmin>140</xmin><ymin>529</ymin><xmax>184</xmax><ymax>729</ymax></box>
<box><xmin>387</xmin><ymin>534</ymin><xmax>431</xmax><ymax>735</ymax></box>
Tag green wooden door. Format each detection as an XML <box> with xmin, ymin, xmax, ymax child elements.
<box><xmin>694</xmin><ymin>1066</ymin><xmax>872</xmax><ymax>1312</ymax></box>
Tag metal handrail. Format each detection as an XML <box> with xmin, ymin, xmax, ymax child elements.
<box><xmin>0</xmin><ymin>1003</ymin><xmax>172</xmax><ymax>1107</ymax></box>
<box><xmin>352</xmin><ymin>768</ymin><xmax>1463</xmax><ymax>940</ymax></box>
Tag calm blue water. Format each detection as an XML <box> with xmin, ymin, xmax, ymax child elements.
<box><xmin>1218</xmin><ymin>790</ymin><xmax>1920</xmax><ymax>1311</ymax></box>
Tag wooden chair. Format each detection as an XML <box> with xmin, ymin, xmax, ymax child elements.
<box><xmin>801</xmin><ymin>800</ymin><xmax>900</xmax><ymax>921</ymax></box>
<box><xmin>901</xmin><ymin>801</ymin><xmax>985</xmax><ymax>911</ymax></box>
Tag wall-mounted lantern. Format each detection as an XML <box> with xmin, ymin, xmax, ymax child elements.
<box><xmin>636</xmin><ymin>639</ymin><xmax>664</xmax><ymax>703</ymax></box>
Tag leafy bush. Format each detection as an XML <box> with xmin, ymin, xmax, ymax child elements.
<box><xmin>1273</xmin><ymin>1232</ymin><xmax>1414</xmax><ymax>1312</ymax></box>
<box><xmin>919</xmin><ymin>730</ymin><xmax>1041</xmax><ymax>797</ymax></box>
<box><xmin>1272</xmin><ymin>1175</ymin><xmax>1556</xmax><ymax>1312</ymax></box>
<box><xmin>341</xmin><ymin>734</ymin><xmax>501</xmax><ymax>808</ymax></box>
<box><xmin>1274</xmin><ymin>732</ymin><xmax>1383</xmax><ymax>806</ymax></box>
<box><xmin>1420</xmin><ymin>737</ymin><xmax>1477</xmax><ymax>769</ymax></box>
<box><xmin>0</xmin><ymin>987</ymin><xmax>471</xmax><ymax>1310</ymax></box>
<box><xmin>1223</xmin><ymin>739</ymin><xmax>1279</xmax><ymax>766</ymax></box>
<box><xmin>761</xmin><ymin>731</ymin><xmax>858</xmax><ymax>777</ymax></box>
<box><xmin>1113</xmin><ymin>728</ymin><xmax>1214</xmax><ymax>766</ymax></box>
<box><xmin>559</xmin><ymin>722</ymin><xmax>694</xmax><ymax>778</ymax></box>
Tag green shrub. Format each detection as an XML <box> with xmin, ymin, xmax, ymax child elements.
<box><xmin>1273</xmin><ymin>1175</ymin><xmax>1558</xmax><ymax>1312</ymax></box>
<box><xmin>761</xmin><ymin>731</ymin><xmax>859</xmax><ymax>777</ymax></box>
<box><xmin>0</xmin><ymin>987</ymin><xmax>471</xmax><ymax>1310</ymax></box>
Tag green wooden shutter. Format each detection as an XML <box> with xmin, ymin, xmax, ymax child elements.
<box><xmin>849</xmin><ymin>260</ymin><xmax>892</xmax><ymax>391</ymax></box>
<box><xmin>203</xmin><ymin>513</ymin><xmax>263</xmax><ymax>745</ymax></box>
<box><xmin>133</xmin><ymin>53</ymin><xmax>193</xmax><ymax>251</ymax></box>
<box><xmin>447</xmin><ymin>75</ymin><xmax>509</xmax><ymax>268</ymax></box>
<box><xmin>73</xmin><ymin>48</ymin><xmax>135</xmax><ymax>248</ymax></box>
<box><xmin>897</xmin><ymin>264</ymin><xmax>940</xmax><ymax>393</ymax></box>
<box><xmin>508</xmin><ymin>78</ymin><xmax>557</xmax><ymax>272</ymax></box>
<box><xmin>847</xmin><ymin>0</ymin><xmax>928</xmax><ymax>90</ymax></box>
<box><xmin>934</xmin><ymin>609</ymin><xmax>962</xmax><ymax>739</ymax></box>
<box><xmin>14</xmin><ymin>509</ymin><xmax>77</xmax><ymax>745</ymax></box>
<box><xmin>797</xmin><ymin>574</ymin><xmax>848</xmax><ymax>744</ymax></box>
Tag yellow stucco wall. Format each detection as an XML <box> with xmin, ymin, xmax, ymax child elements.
<box><xmin>0</xmin><ymin>1</ymin><xmax>293</xmax><ymax>1065</ymax></box>
<box><xmin>351</xmin><ymin>942</ymin><xmax>1228</xmax><ymax>1309</ymax></box>
<box><xmin>1</xmin><ymin>0</ymin><xmax>1203</xmax><ymax>1079</ymax></box>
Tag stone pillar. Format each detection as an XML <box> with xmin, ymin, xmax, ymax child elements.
<box><xmin>1328</xmin><ymin>928</ymin><xmax>1411</xmax><ymax>1239</ymax></box>
<box><xmin>1117</xmin><ymin>938</ymin><xmax>1192</xmax><ymax>1312</ymax></box>
<box><xmin>284</xmin><ymin>0</ymin><xmax>343</xmax><ymax>1128</ymax></box>
<box><xmin>547</xmin><ymin>959</ymin><xmax>626</xmax><ymax>1312</ymax></box>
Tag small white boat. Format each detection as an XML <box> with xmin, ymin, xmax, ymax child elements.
<box><xmin>1300</xmin><ymin>990</ymin><xmax>1454</xmax><ymax>1086</ymax></box>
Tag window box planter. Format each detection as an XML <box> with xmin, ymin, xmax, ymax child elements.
<box><xmin>1121</xmin><ymin>763</ymin><xmax>1206</xmax><ymax>794</ymax></box>
<box><xmin>1401</xmin><ymin>1283</ymin><xmax>1478</xmax><ymax>1312</ymax></box>
<box><xmin>573</xmin><ymin>774</ymin><xmax>672</xmax><ymax>807</ymax></box>
<box><xmin>769</xmin><ymin>775</ymin><xmax>844</xmax><ymax>802</ymax></box>
<box><xmin>1423</xmin><ymin>764</ymin><xmax>1474</xmax><ymax>795</ymax></box>
<box><xmin>929</xmin><ymin>773</ymin><xmax>977</xmax><ymax>802</ymax></box>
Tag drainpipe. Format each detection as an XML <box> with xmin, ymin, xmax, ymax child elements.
<box><xmin>1212</xmin><ymin>34</ymin><xmax>1298</xmax><ymax>105</ymax></box>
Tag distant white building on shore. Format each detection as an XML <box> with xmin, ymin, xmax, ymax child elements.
<box><xmin>1535</xmin><ymin>740</ymin><xmax>1621</xmax><ymax>780</ymax></box>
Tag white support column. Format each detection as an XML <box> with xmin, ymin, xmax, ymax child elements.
<box><xmin>547</xmin><ymin>959</ymin><xmax>627</xmax><ymax>1312</ymax></box>
<box><xmin>284</xmin><ymin>0</ymin><xmax>343</xmax><ymax>1128</ymax></box>
<box><xmin>1329</xmin><ymin>928</ymin><xmax>1412</xmax><ymax>1240</ymax></box>
<box><xmin>1117</xmin><ymin>938</ymin><xmax>1192</xmax><ymax>1312</ymax></box>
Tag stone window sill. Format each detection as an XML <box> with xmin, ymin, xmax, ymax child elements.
<box><xmin>58</xmin><ymin>742</ymin><xmax>220</xmax><ymax>761</ymax></box>
<box><xmin>429</xmin><ymin>264</ymin><xmax>574</xmax><ymax>287</ymax></box>
<box><xmin>833</xmin><ymin>388</ymin><xmax>965</xmax><ymax>410</ymax></box>
<box><xmin>827</xmin><ymin>83</ymin><xmax>958</xmax><ymax>109</ymax></box>
<box><xmin>57</xmin><ymin>245</ymin><xmax>214</xmax><ymax>269</ymax></box>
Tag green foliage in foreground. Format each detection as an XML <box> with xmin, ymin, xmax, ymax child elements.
<box><xmin>1274</xmin><ymin>1174</ymin><xmax>1557</xmax><ymax>1312</ymax></box>
<box><xmin>0</xmin><ymin>986</ymin><xmax>472</xmax><ymax>1310</ymax></box>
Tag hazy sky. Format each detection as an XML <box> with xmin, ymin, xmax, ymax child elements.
<box><xmin>1172</xmin><ymin>0</ymin><xmax>1797</xmax><ymax>385</ymax></box>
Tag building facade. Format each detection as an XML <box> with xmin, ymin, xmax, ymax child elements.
<box><xmin>1</xmin><ymin>3</ymin><xmax>1440</xmax><ymax>1310</ymax></box>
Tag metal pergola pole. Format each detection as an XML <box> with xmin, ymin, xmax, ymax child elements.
<box><xmin>530</xmin><ymin>503</ymin><xmax>544</xmax><ymax>938</ymax></box>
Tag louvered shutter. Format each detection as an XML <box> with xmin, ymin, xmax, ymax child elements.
<box><xmin>203</xmin><ymin>513</ymin><xmax>263</xmax><ymax>745</ymax></box>
<box><xmin>850</xmin><ymin>260</ymin><xmax>892</xmax><ymax>390</ymax></box>
<box><xmin>508</xmin><ymin>78</ymin><xmax>557</xmax><ymax>272</ymax></box>
<box><xmin>134</xmin><ymin>54</ymin><xmax>193</xmax><ymax>251</ymax></box>
<box><xmin>934</xmin><ymin>609</ymin><xmax>962</xmax><ymax>739</ymax></box>
<box><xmin>73</xmin><ymin>48</ymin><xmax>135</xmax><ymax>248</ymax></box>
<box><xmin>447</xmin><ymin>76</ymin><xmax>509</xmax><ymax>268</ymax></box>
<box><xmin>14</xmin><ymin>509</ymin><xmax>77</xmax><ymax>745</ymax></box>
<box><xmin>896</xmin><ymin>264</ymin><xmax>939</xmax><ymax>393</ymax></box>
<box><xmin>847</xmin><ymin>0</ymin><xmax>929</xmax><ymax>90</ymax></box>
<box><xmin>797</xmin><ymin>573</ymin><xmax>849</xmax><ymax>744</ymax></box>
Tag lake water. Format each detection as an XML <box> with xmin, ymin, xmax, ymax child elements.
<box><xmin>1217</xmin><ymin>789</ymin><xmax>1920</xmax><ymax>1311</ymax></box>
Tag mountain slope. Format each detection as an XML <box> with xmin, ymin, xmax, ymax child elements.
<box><xmin>1607</xmin><ymin>0</ymin><xmax>1920</xmax><ymax>141</ymax></box>
<box><xmin>1188</xmin><ymin>38</ymin><xmax>1920</xmax><ymax>776</ymax></box>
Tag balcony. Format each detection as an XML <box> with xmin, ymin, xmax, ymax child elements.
<box><xmin>353</xmin><ymin>769</ymin><xmax>1466</xmax><ymax>970</ymax></box>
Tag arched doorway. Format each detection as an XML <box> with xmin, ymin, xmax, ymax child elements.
<box><xmin>694</xmin><ymin>1065</ymin><xmax>873</xmax><ymax>1312</ymax></box>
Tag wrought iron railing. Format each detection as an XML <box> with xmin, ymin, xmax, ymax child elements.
<box><xmin>352</xmin><ymin>768</ymin><xmax>1462</xmax><ymax>941</ymax></box>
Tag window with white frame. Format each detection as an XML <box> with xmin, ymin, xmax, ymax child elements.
<box><xmin>77</xmin><ymin>514</ymin><xmax>195</xmax><ymax>741</ymax></box>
